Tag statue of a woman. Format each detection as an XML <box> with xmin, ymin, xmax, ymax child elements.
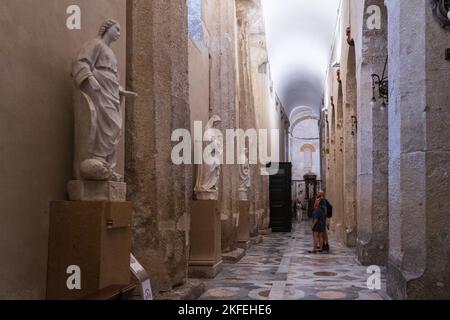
<box><xmin>239</xmin><ymin>148</ymin><xmax>251</xmax><ymax>201</ymax></box>
<box><xmin>194</xmin><ymin>116</ymin><xmax>223</xmax><ymax>201</ymax></box>
<box><xmin>72</xmin><ymin>20</ymin><xmax>136</xmax><ymax>182</ymax></box>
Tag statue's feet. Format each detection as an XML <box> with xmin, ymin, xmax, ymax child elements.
<box><xmin>80</xmin><ymin>158</ymin><xmax>114</xmax><ymax>181</ymax></box>
<box><xmin>111</xmin><ymin>172</ymin><xmax>124</xmax><ymax>182</ymax></box>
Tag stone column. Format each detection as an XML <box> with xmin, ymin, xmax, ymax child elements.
<box><xmin>334</xmin><ymin>80</ymin><xmax>345</xmax><ymax>241</ymax></box>
<box><xmin>236</xmin><ymin>0</ymin><xmax>257</xmax><ymax>243</ymax></box>
<box><xmin>125</xmin><ymin>0</ymin><xmax>192</xmax><ymax>293</ymax></box>
<box><xmin>356</xmin><ymin>0</ymin><xmax>388</xmax><ymax>266</ymax></box>
<box><xmin>206</xmin><ymin>0</ymin><xmax>240</xmax><ymax>254</ymax></box>
<box><xmin>247</xmin><ymin>1</ymin><xmax>271</xmax><ymax>238</ymax></box>
<box><xmin>386</xmin><ymin>0</ymin><xmax>450</xmax><ymax>299</ymax></box>
<box><xmin>343</xmin><ymin>46</ymin><xmax>358</xmax><ymax>247</ymax></box>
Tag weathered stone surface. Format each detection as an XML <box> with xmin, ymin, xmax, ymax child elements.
<box><xmin>154</xmin><ymin>279</ymin><xmax>205</xmax><ymax>301</ymax></box>
<box><xmin>67</xmin><ymin>180</ymin><xmax>126</xmax><ymax>202</ymax></box>
<box><xmin>222</xmin><ymin>248</ymin><xmax>246</xmax><ymax>264</ymax></box>
<box><xmin>205</xmin><ymin>0</ymin><xmax>240</xmax><ymax>254</ymax></box>
<box><xmin>386</xmin><ymin>0</ymin><xmax>450</xmax><ymax>299</ymax></box>
<box><xmin>125</xmin><ymin>0</ymin><xmax>191</xmax><ymax>293</ymax></box>
<box><xmin>188</xmin><ymin>200</ymin><xmax>222</xmax><ymax>279</ymax></box>
<box><xmin>355</xmin><ymin>0</ymin><xmax>389</xmax><ymax>266</ymax></box>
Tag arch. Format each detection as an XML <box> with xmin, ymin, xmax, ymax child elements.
<box><xmin>300</xmin><ymin>144</ymin><xmax>316</xmax><ymax>152</ymax></box>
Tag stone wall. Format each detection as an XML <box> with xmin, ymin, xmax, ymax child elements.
<box><xmin>0</xmin><ymin>0</ymin><xmax>126</xmax><ymax>299</ymax></box>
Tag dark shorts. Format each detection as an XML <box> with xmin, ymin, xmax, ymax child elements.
<box><xmin>313</xmin><ymin>224</ymin><xmax>326</xmax><ymax>233</ymax></box>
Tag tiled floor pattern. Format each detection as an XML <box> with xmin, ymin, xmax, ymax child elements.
<box><xmin>199</xmin><ymin>222</ymin><xmax>390</xmax><ymax>300</ymax></box>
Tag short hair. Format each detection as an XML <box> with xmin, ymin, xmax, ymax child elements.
<box><xmin>98</xmin><ymin>19</ymin><xmax>119</xmax><ymax>38</ymax></box>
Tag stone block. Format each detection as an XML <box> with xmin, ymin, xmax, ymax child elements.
<box><xmin>189</xmin><ymin>200</ymin><xmax>222</xmax><ymax>279</ymax></box>
<box><xmin>46</xmin><ymin>201</ymin><xmax>132</xmax><ymax>299</ymax></box>
<box><xmin>68</xmin><ymin>180</ymin><xmax>126</xmax><ymax>202</ymax></box>
<box><xmin>222</xmin><ymin>248</ymin><xmax>245</xmax><ymax>264</ymax></box>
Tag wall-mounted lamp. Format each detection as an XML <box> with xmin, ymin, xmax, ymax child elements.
<box><xmin>346</xmin><ymin>27</ymin><xmax>355</xmax><ymax>46</ymax></box>
<box><xmin>351</xmin><ymin>116</ymin><xmax>358</xmax><ymax>136</ymax></box>
<box><xmin>432</xmin><ymin>0</ymin><xmax>450</xmax><ymax>29</ymax></box>
<box><xmin>370</xmin><ymin>57</ymin><xmax>389</xmax><ymax>111</ymax></box>
<box><xmin>332</xmin><ymin>62</ymin><xmax>340</xmax><ymax>68</ymax></box>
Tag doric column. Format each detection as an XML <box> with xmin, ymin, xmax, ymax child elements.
<box><xmin>356</xmin><ymin>0</ymin><xmax>389</xmax><ymax>266</ymax></box>
<box><xmin>386</xmin><ymin>0</ymin><xmax>450</xmax><ymax>299</ymax></box>
<box><xmin>125</xmin><ymin>0</ymin><xmax>191</xmax><ymax>293</ymax></box>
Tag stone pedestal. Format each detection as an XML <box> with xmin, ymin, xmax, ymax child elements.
<box><xmin>222</xmin><ymin>248</ymin><xmax>246</xmax><ymax>264</ymax></box>
<box><xmin>250</xmin><ymin>235</ymin><xmax>263</xmax><ymax>245</ymax></box>
<box><xmin>259</xmin><ymin>228</ymin><xmax>272</xmax><ymax>236</ymax></box>
<box><xmin>237</xmin><ymin>201</ymin><xmax>250</xmax><ymax>250</ymax></box>
<box><xmin>67</xmin><ymin>180</ymin><xmax>126</xmax><ymax>202</ymax></box>
<box><xmin>189</xmin><ymin>200</ymin><xmax>222</xmax><ymax>279</ymax></box>
<box><xmin>46</xmin><ymin>201</ymin><xmax>132</xmax><ymax>299</ymax></box>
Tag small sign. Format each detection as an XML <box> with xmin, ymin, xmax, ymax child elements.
<box><xmin>130</xmin><ymin>254</ymin><xmax>153</xmax><ymax>300</ymax></box>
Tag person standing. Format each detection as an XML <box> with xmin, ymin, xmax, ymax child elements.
<box><xmin>308</xmin><ymin>197</ymin><xmax>326</xmax><ymax>253</ymax></box>
<box><xmin>316</xmin><ymin>191</ymin><xmax>331</xmax><ymax>253</ymax></box>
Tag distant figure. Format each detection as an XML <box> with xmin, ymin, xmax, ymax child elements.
<box><xmin>308</xmin><ymin>197</ymin><xmax>326</xmax><ymax>253</ymax></box>
<box><xmin>294</xmin><ymin>193</ymin><xmax>306</xmax><ymax>221</ymax></box>
<box><xmin>316</xmin><ymin>190</ymin><xmax>331</xmax><ymax>253</ymax></box>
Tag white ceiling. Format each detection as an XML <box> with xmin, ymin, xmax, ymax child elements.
<box><xmin>262</xmin><ymin>0</ymin><xmax>341</xmax><ymax>117</ymax></box>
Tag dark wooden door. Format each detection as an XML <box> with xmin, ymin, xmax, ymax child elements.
<box><xmin>268</xmin><ymin>163</ymin><xmax>292</xmax><ymax>232</ymax></box>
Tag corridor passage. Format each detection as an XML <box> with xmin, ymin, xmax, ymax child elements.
<box><xmin>199</xmin><ymin>222</ymin><xmax>390</xmax><ymax>300</ymax></box>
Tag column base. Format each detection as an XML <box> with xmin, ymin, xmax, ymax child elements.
<box><xmin>250</xmin><ymin>235</ymin><xmax>263</xmax><ymax>245</ymax></box>
<box><xmin>259</xmin><ymin>228</ymin><xmax>272</xmax><ymax>236</ymax></box>
<box><xmin>237</xmin><ymin>240</ymin><xmax>251</xmax><ymax>250</ymax></box>
<box><xmin>356</xmin><ymin>238</ymin><xmax>388</xmax><ymax>266</ymax></box>
<box><xmin>387</xmin><ymin>260</ymin><xmax>450</xmax><ymax>300</ymax></box>
<box><xmin>154</xmin><ymin>279</ymin><xmax>206</xmax><ymax>300</ymax></box>
<box><xmin>222</xmin><ymin>248</ymin><xmax>245</xmax><ymax>264</ymax></box>
<box><xmin>188</xmin><ymin>261</ymin><xmax>223</xmax><ymax>279</ymax></box>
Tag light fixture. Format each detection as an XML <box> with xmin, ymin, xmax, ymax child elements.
<box><xmin>433</xmin><ymin>0</ymin><xmax>450</xmax><ymax>29</ymax></box>
<box><xmin>370</xmin><ymin>57</ymin><xmax>389</xmax><ymax>110</ymax></box>
<box><xmin>346</xmin><ymin>27</ymin><xmax>355</xmax><ymax>46</ymax></box>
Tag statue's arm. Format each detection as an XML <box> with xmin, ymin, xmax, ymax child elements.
<box><xmin>119</xmin><ymin>86</ymin><xmax>138</xmax><ymax>98</ymax></box>
<box><xmin>72</xmin><ymin>40</ymin><xmax>102</xmax><ymax>91</ymax></box>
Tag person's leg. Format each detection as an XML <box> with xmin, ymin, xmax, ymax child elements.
<box><xmin>310</xmin><ymin>232</ymin><xmax>318</xmax><ymax>253</ymax></box>
<box><xmin>323</xmin><ymin>219</ymin><xmax>329</xmax><ymax>250</ymax></box>
<box><xmin>318</xmin><ymin>232</ymin><xmax>324</xmax><ymax>251</ymax></box>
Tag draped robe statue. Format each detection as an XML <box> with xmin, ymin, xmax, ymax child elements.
<box><xmin>239</xmin><ymin>148</ymin><xmax>251</xmax><ymax>201</ymax></box>
<box><xmin>194</xmin><ymin>116</ymin><xmax>223</xmax><ymax>201</ymax></box>
<box><xmin>71</xmin><ymin>20</ymin><xmax>136</xmax><ymax>182</ymax></box>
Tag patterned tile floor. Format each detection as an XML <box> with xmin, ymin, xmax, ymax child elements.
<box><xmin>199</xmin><ymin>221</ymin><xmax>390</xmax><ymax>300</ymax></box>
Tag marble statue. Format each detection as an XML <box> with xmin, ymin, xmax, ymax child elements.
<box><xmin>194</xmin><ymin>115</ymin><xmax>223</xmax><ymax>201</ymax></box>
<box><xmin>71</xmin><ymin>19</ymin><xmax>136</xmax><ymax>182</ymax></box>
<box><xmin>239</xmin><ymin>148</ymin><xmax>251</xmax><ymax>201</ymax></box>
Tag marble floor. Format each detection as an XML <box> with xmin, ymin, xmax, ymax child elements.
<box><xmin>199</xmin><ymin>221</ymin><xmax>390</xmax><ymax>300</ymax></box>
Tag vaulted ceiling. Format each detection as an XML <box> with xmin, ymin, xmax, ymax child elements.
<box><xmin>262</xmin><ymin>0</ymin><xmax>341</xmax><ymax>118</ymax></box>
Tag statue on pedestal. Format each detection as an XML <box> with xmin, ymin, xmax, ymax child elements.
<box><xmin>194</xmin><ymin>116</ymin><xmax>223</xmax><ymax>201</ymax></box>
<box><xmin>239</xmin><ymin>148</ymin><xmax>251</xmax><ymax>201</ymax></box>
<box><xmin>68</xmin><ymin>19</ymin><xmax>136</xmax><ymax>201</ymax></box>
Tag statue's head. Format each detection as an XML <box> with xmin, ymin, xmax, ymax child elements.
<box><xmin>98</xmin><ymin>19</ymin><xmax>121</xmax><ymax>42</ymax></box>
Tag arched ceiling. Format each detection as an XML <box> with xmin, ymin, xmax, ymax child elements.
<box><xmin>262</xmin><ymin>0</ymin><xmax>341</xmax><ymax>118</ymax></box>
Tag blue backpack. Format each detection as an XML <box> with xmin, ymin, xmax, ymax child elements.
<box><xmin>323</xmin><ymin>199</ymin><xmax>333</xmax><ymax>218</ymax></box>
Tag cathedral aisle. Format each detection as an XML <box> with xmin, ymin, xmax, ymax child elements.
<box><xmin>199</xmin><ymin>222</ymin><xmax>390</xmax><ymax>300</ymax></box>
